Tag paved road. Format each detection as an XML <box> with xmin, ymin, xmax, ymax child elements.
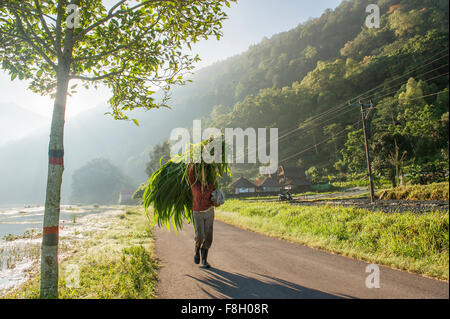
<box><xmin>154</xmin><ymin>220</ymin><xmax>449</xmax><ymax>299</ymax></box>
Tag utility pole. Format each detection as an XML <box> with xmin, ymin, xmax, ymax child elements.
<box><xmin>349</xmin><ymin>100</ymin><xmax>376</xmax><ymax>203</ymax></box>
<box><xmin>312</xmin><ymin>133</ymin><xmax>319</xmax><ymax>155</ymax></box>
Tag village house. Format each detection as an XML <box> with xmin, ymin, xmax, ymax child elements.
<box><xmin>229</xmin><ymin>177</ymin><xmax>256</xmax><ymax>195</ymax></box>
<box><xmin>254</xmin><ymin>176</ymin><xmax>282</xmax><ymax>193</ymax></box>
<box><xmin>118</xmin><ymin>190</ymin><xmax>137</xmax><ymax>205</ymax></box>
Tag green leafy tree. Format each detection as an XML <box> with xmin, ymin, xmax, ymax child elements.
<box><xmin>340</xmin><ymin>129</ymin><xmax>366</xmax><ymax>175</ymax></box>
<box><xmin>0</xmin><ymin>0</ymin><xmax>232</xmax><ymax>298</ymax></box>
<box><xmin>324</xmin><ymin>123</ymin><xmax>343</xmax><ymax>163</ymax></box>
<box><xmin>389</xmin><ymin>9</ymin><xmax>426</xmax><ymax>37</ymax></box>
<box><xmin>372</xmin><ymin>133</ymin><xmax>411</xmax><ymax>187</ymax></box>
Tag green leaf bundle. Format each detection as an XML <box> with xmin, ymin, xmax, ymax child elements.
<box><xmin>143</xmin><ymin>136</ymin><xmax>230</xmax><ymax>231</ymax></box>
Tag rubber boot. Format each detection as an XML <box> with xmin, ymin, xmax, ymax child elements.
<box><xmin>194</xmin><ymin>246</ymin><xmax>200</xmax><ymax>264</ymax></box>
<box><xmin>200</xmin><ymin>248</ymin><xmax>211</xmax><ymax>269</ymax></box>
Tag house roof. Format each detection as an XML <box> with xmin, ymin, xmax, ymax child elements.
<box><xmin>254</xmin><ymin>177</ymin><xmax>281</xmax><ymax>188</ymax></box>
<box><xmin>229</xmin><ymin>177</ymin><xmax>255</xmax><ymax>189</ymax></box>
<box><xmin>119</xmin><ymin>190</ymin><xmax>135</xmax><ymax>196</ymax></box>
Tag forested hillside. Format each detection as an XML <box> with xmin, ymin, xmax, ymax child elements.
<box><xmin>157</xmin><ymin>0</ymin><xmax>448</xmax><ymax>186</ymax></box>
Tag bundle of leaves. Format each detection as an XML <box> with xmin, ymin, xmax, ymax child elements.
<box><xmin>143</xmin><ymin>136</ymin><xmax>230</xmax><ymax>231</ymax></box>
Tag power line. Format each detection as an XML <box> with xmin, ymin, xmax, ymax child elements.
<box><xmin>305</xmin><ymin>49</ymin><xmax>449</xmax><ymax>123</ymax></box>
<box><xmin>278</xmin><ymin>70</ymin><xmax>450</xmax><ymax>143</ymax></box>
<box><xmin>237</xmin><ymin>81</ymin><xmax>449</xmax><ymax>164</ymax></box>
<box><xmin>279</xmin><ymin>121</ymin><xmax>361</xmax><ymax>164</ymax></box>
<box><xmin>278</xmin><ymin>72</ymin><xmax>449</xmax><ymax>151</ymax></box>
<box><xmin>234</xmin><ymin>49</ymin><xmax>450</xmax><ymax>163</ymax></box>
<box><xmin>360</xmin><ymin>64</ymin><xmax>449</xmax><ymax>103</ymax></box>
<box><xmin>275</xmin><ymin>54</ymin><xmax>449</xmax><ymax>144</ymax></box>
<box><xmin>349</xmin><ymin>48</ymin><xmax>449</xmax><ymax>103</ymax></box>
<box><xmin>277</xmin><ymin>90</ymin><xmax>448</xmax><ymax>164</ymax></box>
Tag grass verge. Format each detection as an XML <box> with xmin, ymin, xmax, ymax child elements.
<box><xmin>376</xmin><ymin>182</ymin><xmax>449</xmax><ymax>201</ymax></box>
<box><xmin>216</xmin><ymin>200</ymin><xmax>449</xmax><ymax>280</ymax></box>
<box><xmin>3</xmin><ymin>207</ymin><xmax>158</xmax><ymax>299</ymax></box>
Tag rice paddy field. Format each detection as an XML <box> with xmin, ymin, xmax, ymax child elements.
<box><xmin>1</xmin><ymin>206</ymin><xmax>158</xmax><ymax>298</ymax></box>
<box><xmin>0</xmin><ymin>204</ymin><xmax>108</xmax><ymax>294</ymax></box>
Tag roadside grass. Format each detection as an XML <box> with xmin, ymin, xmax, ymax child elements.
<box><xmin>3</xmin><ymin>207</ymin><xmax>158</xmax><ymax>299</ymax></box>
<box><xmin>216</xmin><ymin>200</ymin><xmax>449</xmax><ymax>280</ymax></box>
<box><xmin>377</xmin><ymin>182</ymin><xmax>449</xmax><ymax>201</ymax></box>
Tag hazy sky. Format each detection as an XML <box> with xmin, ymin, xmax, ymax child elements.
<box><xmin>0</xmin><ymin>0</ymin><xmax>342</xmax><ymax>119</ymax></box>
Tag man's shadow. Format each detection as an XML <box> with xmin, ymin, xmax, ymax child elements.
<box><xmin>187</xmin><ymin>268</ymin><xmax>355</xmax><ymax>299</ymax></box>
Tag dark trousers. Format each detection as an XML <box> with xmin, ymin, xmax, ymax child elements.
<box><xmin>193</xmin><ymin>208</ymin><xmax>214</xmax><ymax>250</ymax></box>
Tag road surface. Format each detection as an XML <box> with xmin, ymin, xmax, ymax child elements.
<box><xmin>154</xmin><ymin>219</ymin><xmax>449</xmax><ymax>299</ymax></box>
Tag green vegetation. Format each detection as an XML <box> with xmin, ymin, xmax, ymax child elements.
<box><xmin>377</xmin><ymin>182</ymin><xmax>449</xmax><ymax>200</ymax></box>
<box><xmin>216</xmin><ymin>200</ymin><xmax>449</xmax><ymax>280</ymax></box>
<box><xmin>4</xmin><ymin>208</ymin><xmax>158</xmax><ymax>299</ymax></box>
<box><xmin>143</xmin><ymin>137</ymin><xmax>230</xmax><ymax>231</ymax></box>
<box><xmin>143</xmin><ymin>160</ymin><xmax>194</xmax><ymax>231</ymax></box>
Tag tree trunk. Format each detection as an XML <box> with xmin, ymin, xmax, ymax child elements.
<box><xmin>39</xmin><ymin>3</ymin><xmax>77</xmax><ymax>296</ymax></box>
<box><xmin>40</xmin><ymin>69</ymin><xmax>70</xmax><ymax>299</ymax></box>
<box><xmin>398</xmin><ymin>165</ymin><xmax>404</xmax><ymax>186</ymax></box>
<box><xmin>390</xmin><ymin>168</ymin><xmax>397</xmax><ymax>188</ymax></box>
<box><xmin>313</xmin><ymin>134</ymin><xmax>318</xmax><ymax>155</ymax></box>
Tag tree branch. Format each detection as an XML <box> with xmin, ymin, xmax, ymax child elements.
<box><xmin>55</xmin><ymin>0</ymin><xmax>64</xmax><ymax>57</ymax></box>
<box><xmin>72</xmin><ymin>44</ymin><xmax>130</xmax><ymax>62</ymax></box>
<box><xmin>20</xmin><ymin>11</ymin><xmax>57</xmax><ymax>56</ymax></box>
<box><xmin>34</xmin><ymin>0</ymin><xmax>58</xmax><ymax>52</ymax></box>
<box><xmin>75</xmin><ymin>0</ymin><xmax>163</xmax><ymax>41</ymax></box>
<box><xmin>108</xmin><ymin>0</ymin><xmax>128</xmax><ymax>15</ymax></box>
<box><xmin>72</xmin><ymin>14</ymin><xmax>162</xmax><ymax>62</ymax></box>
<box><xmin>10</xmin><ymin>9</ymin><xmax>57</xmax><ymax>70</ymax></box>
<box><xmin>69</xmin><ymin>64</ymin><xmax>126</xmax><ymax>81</ymax></box>
<box><xmin>0</xmin><ymin>29</ymin><xmax>29</xmax><ymax>42</ymax></box>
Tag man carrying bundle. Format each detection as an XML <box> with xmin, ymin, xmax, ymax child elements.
<box><xmin>143</xmin><ymin>136</ymin><xmax>228</xmax><ymax>269</ymax></box>
<box><xmin>188</xmin><ymin>164</ymin><xmax>223</xmax><ymax>269</ymax></box>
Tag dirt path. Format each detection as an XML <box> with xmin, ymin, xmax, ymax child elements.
<box><xmin>154</xmin><ymin>220</ymin><xmax>449</xmax><ymax>299</ymax></box>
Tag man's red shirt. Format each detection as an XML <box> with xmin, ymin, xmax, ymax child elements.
<box><xmin>189</xmin><ymin>166</ymin><xmax>216</xmax><ymax>211</ymax></box>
